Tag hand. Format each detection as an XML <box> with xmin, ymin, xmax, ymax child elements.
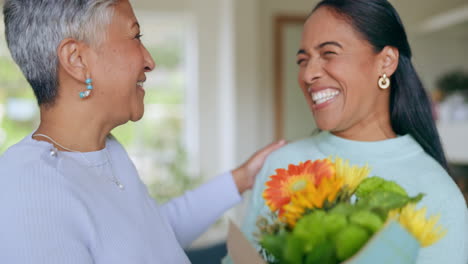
<box><xmin>232</xmin><ymin>140</ymin><xmax>287</xmax><ymax>194</ymax></box>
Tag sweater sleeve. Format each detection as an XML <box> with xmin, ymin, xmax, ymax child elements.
<box><xmin>160</xmin><ymin>171</ymin><xmax>242</xmax><ymax>248</ymax></box>
<box><xmin>416</xmin><ymin>188</ymin><xmax>468</xmax><ymax>264</ymax></box>
<box><xmin>0</xmin><ymin>165</ymin><xmax>94</xmax><ymax>264</ymax></box>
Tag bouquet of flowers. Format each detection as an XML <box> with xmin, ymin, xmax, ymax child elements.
<box><xmin>256</xmin><ymin>157</ymin><xmax>446</xmax><ymax>264</ymax></box>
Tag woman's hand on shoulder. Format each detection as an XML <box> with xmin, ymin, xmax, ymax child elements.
<box><xmin>232</xmin><ymin>140</ymin><xmax>287</xmax><ymax>194</ymax></box>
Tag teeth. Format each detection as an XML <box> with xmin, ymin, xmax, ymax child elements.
<box><xmin>310</xmin><ymin>89</ymin><xmax>339</xmax><ymax>105</ymax></box>
<box><xmin>137</xmin><ymin>81</ymin><xmax>144</xmax><ymax>88</ymax></box>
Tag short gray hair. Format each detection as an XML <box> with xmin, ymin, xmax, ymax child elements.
<box><xmin>3</xmin><ymin>0</ymin><xmax>118</xmax><ymax>105</ymax></box>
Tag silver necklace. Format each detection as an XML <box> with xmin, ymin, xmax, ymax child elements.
<box><xmin>32</xmin><ymin>133</ymin><xmax>125</xmax><ymax>190</ymax></box>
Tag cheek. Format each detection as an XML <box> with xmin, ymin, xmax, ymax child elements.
<box><xmin>297</xmin><ymin>69</ymin><xmax>315</xmax><ymax>106</ymax></box>
<box><xmin>297</xmin><ymin>69</ymin><xmax>307</xmax><ymax>91</ymax></box>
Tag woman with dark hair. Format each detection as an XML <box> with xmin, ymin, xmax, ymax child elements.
<box><xmin>225</xmin><ymin>0</ymin><xmax>468</xmax><ymax>263</ymax></box>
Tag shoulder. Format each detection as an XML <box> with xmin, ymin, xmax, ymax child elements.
<box><xmin>0</xmin><ymin>141</ymin><xmax>93</xmax><ymax>239</ymax></box>
<box><xmin>0</xmin><ymin>136</ymin><xmax>88</xmax><ymax>208</ymax></box>
<box><xmin>264</xmin><ymin>136</ymin><xmax>322</xmax><ymax>165</ymax></box>
<box><xmin>0</xmin><ymin>146</ymin><xmax>95</xmax><ymax>262</ymax></box>
<box><xmin>392</xmin><ymin>152</ymin><xmax>467</xmax><ymax>240</ymax></box>
<box><xmin>397</xmin><ymin>151</ymin><xmax>459</xmax><ymax>197</ymax></box>
<box><xmin>0</xmin><ymin>135</ymin><xmax>56</xmax><ymax>176</ymax></box>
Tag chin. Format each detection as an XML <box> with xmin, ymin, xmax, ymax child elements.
<box><xmin>129</xmin><ymin>102</ymin><xmax>145</xmax><ymax>122</ymax></box>
<box><xmin>130</xmin><ymin>111</ymin><xmax>144</xmax><ymax>122</ymax></box>
<box><xmin>313</xmin><ymin>117</ymin><xmax>340</xmax><ymax>132</ymax></box>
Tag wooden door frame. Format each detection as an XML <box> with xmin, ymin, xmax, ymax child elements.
<box><xmin>273</xmin><ymin>15</ymin><xmax>307</xmax><ymax>140</ymax></box>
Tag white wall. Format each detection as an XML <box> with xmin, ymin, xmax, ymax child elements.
<box><xmin>411</xmin><ymin>27</ymin><xmax>468</xmax><ymax>91</ymax></box>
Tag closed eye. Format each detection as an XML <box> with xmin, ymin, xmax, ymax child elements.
<box><xmin>323</xmin><ymin>51</ymin><xmax>337</xmax><ymax>56</ymax></box>
<box><xmin>296</xmin><ymin>58</ymin><xmax>306</xmax><ymax>65</ymax></box>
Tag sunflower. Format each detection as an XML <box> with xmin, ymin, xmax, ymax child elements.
<box><xmin>263</xmin><ymin>159</ymin><xmax>335</xmax><ymax>214</ymax></box>
<box><xmin>390</xmin><ymin>203</ymin><xmax>447</xmax><ymax>247</ymax></box>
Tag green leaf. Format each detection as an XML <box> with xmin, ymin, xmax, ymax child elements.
<box><xmin>357</xmin><ymin>190</ymin><xmax>409</xmax><ymax>211</ymax></box>
<box><xmin>356</xmin><ymin>176</ymin><xmax>407</xmax><ymax>200</ymax></box>
<box><xmin>355</xmin><ymin>177</ymin><xmax>387</xmax><ymax>199</ymax></box>
<box><xmin>357</xmin><ymin>190</ymin><xmax>425</xmax><ymax>220</ymax></box>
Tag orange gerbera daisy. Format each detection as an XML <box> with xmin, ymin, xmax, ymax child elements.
<box><xmin>262</xmin><ymin>159</ymin><xmax>335</xmax><ymax>214</ymax></box>
<box><xmin>282</xmin><ymin>174</ymin><xmax>344</xmax><ymax>227</ymax></box>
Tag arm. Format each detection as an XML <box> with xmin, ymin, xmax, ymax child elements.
<box><xmin>161</xmin><ymin>140</ymin><xmax>286</xmax><ymax>248</ymax></box>
<box><xmin>161</xmin><ymin>171</ymin><xmax>241</xmax><ymax>248</ymax></box>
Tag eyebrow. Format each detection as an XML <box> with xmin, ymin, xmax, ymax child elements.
<box><xmin>297</xmin><ymin>41</ymin><xmax>343</xmax><ymax>55</ymax></box>
<box><xmin>317</xmin><ymin>41</ymin><xmax>342</xmax><ymax>49</ymax></box>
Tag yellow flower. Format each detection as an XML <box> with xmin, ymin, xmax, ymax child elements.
<box><xmin>334</xmin><ymin>157</ymin><xmax>370</xmax><ymax>193</ymax></box>
<box><xmin>281</xmin><ymin>174</ymin><xmax>343</xmax><ymax>227</ymax></box>
<box><xmin>392</xmin><ymin>203</ymin><xmax>447</xmax><ymax>247</ymax></box>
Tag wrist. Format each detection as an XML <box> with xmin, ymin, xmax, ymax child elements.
<box><xmin>232</xmin><ymin>167</ymin><xmax>248</xmax><ymax>195</ymax></box>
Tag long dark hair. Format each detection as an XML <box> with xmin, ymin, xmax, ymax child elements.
<box><xmin>312</xmin><ymin>0</ymin><xmax>449</xmax><ymax>171</ymax></box>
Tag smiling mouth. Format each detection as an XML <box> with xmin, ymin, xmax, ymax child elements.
<box><xmin>309</xmin><ymin>88</ymin><xmax>340</xmax><ymax>105</ymax></box>
<box><xmin>137</xmin><ymin>80</ymin><xmax>145</xmax><ymax>89</ymax></box>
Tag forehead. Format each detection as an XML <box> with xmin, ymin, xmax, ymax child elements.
<box><xmin>112</xmin><ymin>0</ymin><xmax>137</xmax><ymax>24</ymax></box>
<box><xmin>301</xmin><ymin>7</ymin><xmax>364</xmax><ymax>47</ymax></box>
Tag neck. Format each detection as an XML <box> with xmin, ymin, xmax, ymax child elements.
<box><xmin>333</xmin><ymin>109</ymin><xmax>396</xmax><ymax>142</ymax></box>
<box><xmin>333</xmin><ymin>124</ymin><xmax>396</xmax><ymax>142</ymax></box>
<box><xmin>34</xmin><ymin>103</ymin><xmax>114</xmax><ymax>152</ymax></box>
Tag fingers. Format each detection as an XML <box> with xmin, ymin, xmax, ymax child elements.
<box><xmin>256</xmin><ymin>140</ymin><xmax>287</xmax><ymax>159</ymax></box>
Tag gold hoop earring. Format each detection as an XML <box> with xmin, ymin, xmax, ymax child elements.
<box><xmin>378</xmin><ymin>73</ymin><xmax>390</xmax><ymax>89</ymax></box>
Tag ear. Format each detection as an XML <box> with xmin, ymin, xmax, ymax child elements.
<box><xmin>378</xmin><ymin>46</ymin><xmax>399</xmax><ymax>77</ymax></box>
<box><xmin>57</xmin><ymin>38</ymin><xmax>90</xmax><ymax>83</ymax></box>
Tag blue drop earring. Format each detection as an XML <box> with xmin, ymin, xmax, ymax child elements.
<box><xmin>79</xmin><ymin>77</ymin><xmax>93</xmax><ymax>99</ymax></box>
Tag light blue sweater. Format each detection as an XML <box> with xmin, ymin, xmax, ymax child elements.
<box><xmin>0</xmin><ymin>134</ymin><xmax>241</xmax><ymax>264</ymax></box>
<box><xmin>224</xmin><ymin>132</ymin><xmax>468</xmax><ymax>264</ymax></box>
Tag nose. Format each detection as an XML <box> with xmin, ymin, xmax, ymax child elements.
<box><xmin>302</xmin><ymin>58</ymin><xmax>322</xmax><ymax>84</ymax></box>
<box><xmin>142</xmin><ymin>45</ymin><xmax>156</xmax><ymax>72</ymax></box>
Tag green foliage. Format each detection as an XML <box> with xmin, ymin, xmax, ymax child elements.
<box><xmin>0</xmin><ymin>116</ymin><xmax>37</xmax><ymax>153</ymax></box>
<box><xmin>112</xmin><ymin>113</ymin><xmax>202</xmax><ymax>203</ymax></box>
<box><xmin>436</xmin><ymin>70</ymin><xmax>468</xmax><ymax>100</ymax></box>
<box><xmin>304</xmin><ymin>240</ymin><xmax>335</xmax><ymax>264</ymax></box>
<box><xmin>260</xmin><ymin>232</ymin><xmax>287</xmax><ymax>261</ymax></box>
<box><xmin>144</xmin><ymin>73</ymin><xmax>185</xmax><ymax>105</ymax></box>
<box><xmin>356</xmin><ymin>177</ymin><xmax>424</xmax><ymax>218</ymax></box>
<box><xmin>349</xmin><ymin>210</ymin><xmax>383</xmax><ymax>233</ymax></box>
<box><xmin>147</xmin><ymin>38</ymin><xmax>182</xmax><ymax>70</ymax></box>
<box><xmin>333</xmin><ymin>224</ymin><xmax>370</xmax><ymax>261</ymax></box>
<box><xmin>356</xmin><ymin>176</ymin><xmax>407</xmax><ymax>199</ymax></box>
<box><xmin>283</xmin><ymin>234</ymin><xmax>304</xmax><ymax>264</ymax></box>
<box><xmin>322</xmin><ymin>212</ymin><xmax>348</xmax><ymax>236</ymax></box>
<box><xmin>0</xmin><ymin>56</ymin><xmax>26</xmax><ymax>84</ymax></box>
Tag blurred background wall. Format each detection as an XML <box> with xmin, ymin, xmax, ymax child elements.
<box><xmin>1</xmin><ymin>0</ymin><xmax>467</xmax><ymax>261</ymax></box>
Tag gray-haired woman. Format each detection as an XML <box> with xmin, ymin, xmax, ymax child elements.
<box><xmin>0</xmin><ymin>0</ymin><xmax>286</xmax><ymax>263</ymax></box>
